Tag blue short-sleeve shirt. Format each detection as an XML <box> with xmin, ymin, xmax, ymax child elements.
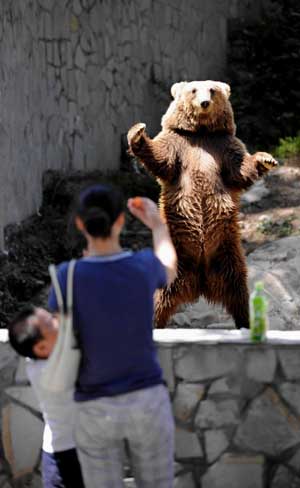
<box><xmin>48</xmin><ymin>249</ymin><xmax>167</xmax><ymax>401</ymax></box>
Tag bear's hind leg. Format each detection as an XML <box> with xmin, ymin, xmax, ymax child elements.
<box><xmin>155</xmin><ymin>271</ymin><xmax>199</xmax><ymax>328</ymax></box>
<box><xmin>204</xmin><ymin>242</ymin><xmax>250</xmax><ymax>329</ymax></box>
<box><xmin>223</xmin><ymin>274</ymin><xmax>249</xmax><ymax>329</ymax></box>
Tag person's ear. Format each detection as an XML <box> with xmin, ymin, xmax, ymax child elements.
<box><xmin>117</xmin><ymin>212</ymin><xmax>125</xmax><ymax>227</ymax></box>
<box><xmin>114</xmin><ymin>212</ymin><xmax>125</xmax><ymax>230</ymax></box>
<box><xmin>75</xmin><ymin>216</ymin><xmax>85</xmax><ymax>232</ymax></box>
<box><xmin>33</xmin><ymin>340</ymin><xmax>51</xmax><ymax>359</ymax></box>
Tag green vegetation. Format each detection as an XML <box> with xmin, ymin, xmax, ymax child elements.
<box><xmin>273</xmin><ymin>133</ymin><xmax>300</xmax><ymax>160</ymax></box>
<box><xmin>257</xmin><ymin>215</ymin><xmax>295</xmax><ymax>238</ymax></box>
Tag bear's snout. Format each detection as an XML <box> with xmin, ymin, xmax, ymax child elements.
<box><xmin>201</xmin><ymin>100</ymin><xmax>210</xmax><ymax>109</ymax></box>
<box><xmin>192</xmin><ymin>96</ymin><xmax>212</xmax><ymax>113</ymax></box>
<box><xmin>190</xmin><ymin>88</ymin><xmax>213</xmax><ymax>113</ymax></box>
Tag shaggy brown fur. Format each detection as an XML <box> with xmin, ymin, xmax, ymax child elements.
<box><xmin>127</xmin><ymin>80</ymin><xmax>278</xmax><ymax>328</ymax></box>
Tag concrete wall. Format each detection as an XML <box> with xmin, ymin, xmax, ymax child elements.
<box><xmin>1</xmin><ymin>328</ymin><xmax>300</xmax><ymax>487</ymax></box>
<box><xmin>0</xmin><ymin>0</ymin><xmax>265</xmax><ymax>246</ymax></box>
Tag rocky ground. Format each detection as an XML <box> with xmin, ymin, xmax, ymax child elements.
<box><xmin>0</xmin><ymin>160</ymin><xmax>299</xmax><ymax>328</ymax></box>
<box><xmin>240</xmin><ymin>163</ymin><xmax>300</xmax><ymax>255</ymax></box>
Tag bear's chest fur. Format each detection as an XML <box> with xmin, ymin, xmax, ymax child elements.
<box><xmin>160</xmin><ymin>132</ymin><xmax>238</xmax><ymax>232</ymax></box>
<box><xmin>156</xmin><ymin>131</ymin><xmax>242</xmax><ymax>263</ymax></box>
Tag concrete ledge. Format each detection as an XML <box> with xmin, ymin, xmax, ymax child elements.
<box><xmin>154</xmin><ymin>328</ymin><xmax>300</xmax><ymax>345</ymax></box>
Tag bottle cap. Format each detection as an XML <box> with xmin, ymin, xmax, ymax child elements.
<box><xmin>255</xmin><ymin>281</ymin><xmax>264</xmax><ymax>291</ymax></box>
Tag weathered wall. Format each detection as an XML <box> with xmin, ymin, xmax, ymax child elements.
<box><xmin>0</xmin><ymin>0</ymin><xmax>265</xmax><ymax>246</ymax></box>
<box><xmin>2</xmin><ymin>328</ymin><xmax>300</xmax><ymax>487</ymax></box>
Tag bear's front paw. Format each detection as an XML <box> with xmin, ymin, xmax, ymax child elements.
<box><xmin>255</xmin><ymin>152</ymin><xmax>278</xmax><ymax>170</ymax></box>
<box><xmin>127</xmin><ymin>123</ymin><xmax>146</xmax><ymax>146</ymax></box>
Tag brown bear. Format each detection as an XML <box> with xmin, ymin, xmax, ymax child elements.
<box><xmin>127</xmin><ymin>80</ymin><xmax>278</xmax><ymax>329</ymax></box>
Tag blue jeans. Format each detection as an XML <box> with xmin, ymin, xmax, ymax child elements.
<box><xmin>42</xmin><ymin>448</ymin><xmax>84</xmax><ymax>488</ymax></box>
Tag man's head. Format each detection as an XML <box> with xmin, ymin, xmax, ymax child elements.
<box><xmin>9</xmin><ymin>306</ymin><xmax>58</xmax><ymax>359</ymax></box>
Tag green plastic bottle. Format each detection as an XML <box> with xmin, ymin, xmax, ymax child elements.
<box><xmin>250</xmin><ymin>281</ymin><xmax>268</xmax><ymax>342</ymax></box>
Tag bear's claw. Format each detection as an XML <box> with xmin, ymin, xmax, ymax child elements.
<box><xmin>127</xmin><ymin>123</ymin><xmax>146</xmax><ymax>146</ymax></box>
<box><xmin>255</xmin><ymin>152</ymin><xmax>278</xmax><ymax>170</ymax></box>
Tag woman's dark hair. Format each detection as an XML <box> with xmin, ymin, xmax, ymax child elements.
<box><xmin>9</xmin><ymin>305</ymin><xmax>43</xmax><ymax>359</ymax></box>
<box><xmin>76</xmin><ymin>184</ymin><xmax>124</xmax><ymax>238</ymax></box>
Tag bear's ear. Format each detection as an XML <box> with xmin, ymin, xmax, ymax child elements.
<box><xmin>214</xmin><ymin>82</ymin><xmax>231</xmax><ymax>99</ymax></box>
<box><xmin>171</xmin><ymin>82</ymin><xmax>187</xmax><ymax>99</ymax></box>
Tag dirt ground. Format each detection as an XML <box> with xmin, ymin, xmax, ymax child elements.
<box><xmin>0</xmin><ymin>160</ymin><xmax>299</xmax><ymax>327</ymax></box>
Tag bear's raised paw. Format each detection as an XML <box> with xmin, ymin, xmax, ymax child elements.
<box><xmin>255</xmin><ymin>152</ymin><xmax>278</xmax><ymax>170</ymax></box>
<box><xmin>127</xmin><ymin>123</ymin><xmax>146</xmax><ymax>147</ymax></box>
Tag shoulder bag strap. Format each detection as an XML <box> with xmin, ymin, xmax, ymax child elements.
<box><xmin>48</xmin><ymin>264</ymin><xmax>64</xmax><ymax>315</ymax></box>
<box><xmin>48</xmin><ymin>260</ymin><xmax>76</xmax><ymax>315</ymax></box>
<box><xmin>66</xmin><ymin>259</ymin><xmax>76</xmax><ymax>315</ymax></box>
<box><xmin>66</xmin><ymin>259</ymin><xmax>77</xmax><ymax>348</ymax></box>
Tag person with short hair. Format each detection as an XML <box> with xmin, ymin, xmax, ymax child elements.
<box><xmin>9</xmin><ymin>306</ymin><xmax>84</xmax><ymax>488</ymax></box>
<box><xmin>48</xmin><ymin>184</ymin><xmax>177</xmax><ymax>488</ymax></box>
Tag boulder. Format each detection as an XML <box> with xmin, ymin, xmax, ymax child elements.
<box><xmin>175</xmin><ymin>427</ymin><xmax>203</xmax><ymax>459</ymax></box>
<box><xmin>171</xmin><ymin>236</ymin><xmax>300</xmax><ymax>330</ymax></box>
<box><xmin>173</xmin><ymin>383</ymin><xmax>205</xmax><ymax>423</ymax></box>
<box><xmin>271</xmin><ymin>465</ymin><xmax>300</xmax><ymax>488</ymax></box>
<box><xmin>247</xmin><ymin>236</ymin><xmax>300</xmax><ymax>330</ymax></box>
<box><xmin>202</xmin><ymin>454</ymin><xmax>264</xmax><ymax>488</ymax></box>
<box><xmin>234</xmin><ymin>387</ymin><xmax>300</xmax><ymax>456</ymax></box>
<box><xmin>204</xmin><ymin>430</ymin><xmax>229</xmax><ymax>464</ymax></box>
<box><xmin>241</xmin><ymin>179</ymin><xmax>270</xmax><ymax>205</ymax></box>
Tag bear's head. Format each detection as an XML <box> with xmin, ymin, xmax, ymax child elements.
<box><xmin>161</xmin><ymin>80</ymin><xmax>236</xmax><ymax>135</ymax></box>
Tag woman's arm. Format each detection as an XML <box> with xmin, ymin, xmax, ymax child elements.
<box><xmin>127</xmin><ymin>197</ymin><xmax>177</xmax><ymax>285</ymax></box>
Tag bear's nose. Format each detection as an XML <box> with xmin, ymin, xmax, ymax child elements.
<box><xmin>201</xmin><ymin>101</ymin><xmax>210</xmax><ymax>109</ymax></box>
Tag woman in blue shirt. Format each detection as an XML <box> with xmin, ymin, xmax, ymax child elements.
<box><xmin>49</xmin><ymin>184</ymin><xmax>177</xmax><ymax>488</ymax></box>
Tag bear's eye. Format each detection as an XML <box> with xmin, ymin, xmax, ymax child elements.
<box><xmin>210</xmin><ymin>88</ymin><xmax>216</xmax><ymax>96</ymax></box>
<box><xmin>191</xmin><ymin>88</ymin><xmax>197</xmax><ymax>95</ymax></box>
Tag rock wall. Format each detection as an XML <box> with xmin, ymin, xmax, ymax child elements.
<box><xmin>158</xmin><ymin>329</ymin><xmax>300</xmax><ymax>487</ymax></box>
<box><xmin>2</xmin><ymin>328</ymin><xmax>300</xmax><ymax>487</ymax></box>
<box><xmin>0</xmin><ymin>0</ymin><xmax>265</xmax><ymax>247</ymax></box>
